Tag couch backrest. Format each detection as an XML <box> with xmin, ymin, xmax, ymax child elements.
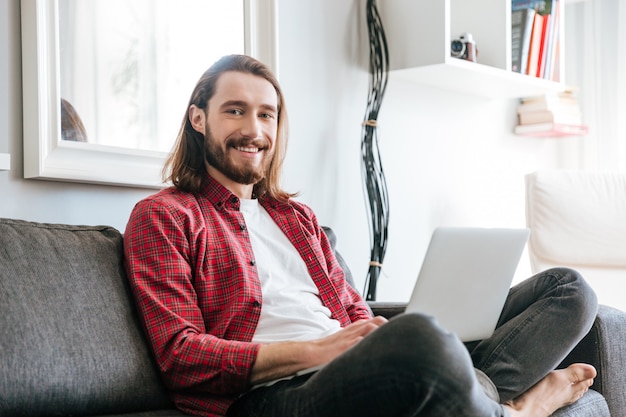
<box><xmin>0</xmin><ymin>218</ymin><xmax>172</xmax><ymax>416</ymax></box>
<box><xmin>525</xmin><ymin>171</ymin><xmax>626</xmax><ymax>311</ymax></box>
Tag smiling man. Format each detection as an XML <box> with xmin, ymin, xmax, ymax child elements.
<box><xmin>124</xmin><ymin>55</ymin><xmax>598</xmax><ymax>417</ymax></box>
<box><xmin>190</xmin><ymin>70</ymin><xmax>277</xmax><ymax>194</ymax></box>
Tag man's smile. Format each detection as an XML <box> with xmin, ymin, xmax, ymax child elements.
<box><xmin>235</xmin><ymin>145</ymin><xmax>262</xmax><ymax>153</ymax></box>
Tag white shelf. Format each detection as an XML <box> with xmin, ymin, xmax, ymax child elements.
<box><xmin>391</xmin><ymin>58</ymin><xmax>565</xmax><ymax>99</ymax></box>
<box><xmin>380</xmin><ymin>0</ymin><xmax>566</xmax><ymax>99</ymax></box>
<box><xmin>0</xmin><ymin>153</ymin><xmax>10</xmax><ymax>171</ymax></box>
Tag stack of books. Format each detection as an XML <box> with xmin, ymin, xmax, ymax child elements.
<box><xmin>514</xmin><ymin>89</ymin><xmax>589</xmax><ymax>136</ymax></box>
<box><xmin>511</xmin><ymin>0</ymin><xmax>560</xmax><ymax>80</ymax></box>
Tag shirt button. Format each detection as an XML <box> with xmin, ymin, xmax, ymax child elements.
<box><xmin>240</xmin><ymin>224</ymin><xmax>247</xmax><ymax>231</ymax></box>
<box><xmin>231</xmin><ymin>197</ymin><xmax>238</xmax><ymax>204</ymax></box>
<box><xmin>253</xmin><ymin>301</ymin><xmax>261</xmax><ymax>308</ymax></box>
<box><xmin>250</xmin><ymin>259</ymin><xmax>256</xmax><ymax>266</ymax></box>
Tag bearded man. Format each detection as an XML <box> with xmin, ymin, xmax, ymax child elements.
<box><xmin>124</xmin><ymin>54</ymin><xmax>597</xmax><ymax>417</ymax></box>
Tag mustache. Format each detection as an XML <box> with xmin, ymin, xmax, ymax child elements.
<box><xmin>225</xmin><ymin>137</ymin><xmax>269</xmax><ymax>150</ymax></box>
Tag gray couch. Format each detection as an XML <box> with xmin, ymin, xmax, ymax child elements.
<box><xmin>1</xmin><ymin>218</ymin><xmax>625</xmax><ymax>416</ymax></box>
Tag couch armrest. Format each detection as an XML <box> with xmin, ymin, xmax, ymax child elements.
<box><xmin>560</xmin><ymin>305</ymin><xmax>626</xmax><ymax>417</ymax></box>
<box><xmin>368</xmin><ymin>301</ymin><xmax>406</xmax><ymax>319</ymax></box>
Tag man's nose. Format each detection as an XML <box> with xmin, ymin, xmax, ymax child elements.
<box><xmin>240</xmin><ymin>115</ymin><xmax>262</xmax><ymax>138</ymax></box>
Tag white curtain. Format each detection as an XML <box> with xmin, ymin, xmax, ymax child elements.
<box><xmin>565</xmin><ymin>0</ymin><xmax>626</xmax><ymax>170</ymax></box>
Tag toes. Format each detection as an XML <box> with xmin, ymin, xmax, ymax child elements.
<box><xmin>567</xmin><ymin>363</ymin><xmax>597</xmax><ymax>382</ymax></box>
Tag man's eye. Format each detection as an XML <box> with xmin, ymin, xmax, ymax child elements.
<box><xmin>228</xmin><ymin>109</ymin><xmax>243</xmax><ymax>115</ymax></box>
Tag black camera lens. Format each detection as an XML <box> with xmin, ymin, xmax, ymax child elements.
<box><xmin>451</xmin><ymin>40</ymin><xmax>464</xmax><ymax>53</ymax></box>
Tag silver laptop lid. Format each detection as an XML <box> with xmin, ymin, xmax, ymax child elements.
<box><xmin>405</xmin><ymin>227</ymin><xmax>530</xmax><ymax>342</ymax></box>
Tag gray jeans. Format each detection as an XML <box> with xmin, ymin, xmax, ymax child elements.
<box><xmin>228</xmin><ymin>267</ymin><xmax>598</xmax><ymax>417</ymax></box>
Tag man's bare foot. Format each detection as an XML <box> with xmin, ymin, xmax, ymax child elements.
<box><xmin>503</xmin><ymin>363</ymin><xmax>596</xmax><ymax>417</ymax></box>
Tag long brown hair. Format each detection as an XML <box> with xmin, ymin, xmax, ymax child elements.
<box><xmin>60</xmin><ymin>98</ymin><xmax>88</xmax><ymax>142</ymax></box>
<box><xmin>163</xmin><ymin>54</ymin><xmax>294</xmax><ymax>200</ymax></box>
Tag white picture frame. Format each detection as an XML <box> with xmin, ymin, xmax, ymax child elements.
<box><xmin>20</xmin><ymin>0</ymin><xmax>278</xmax><ymax>188</ymax></box>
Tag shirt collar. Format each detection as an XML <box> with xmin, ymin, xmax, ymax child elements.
<box><xmin>200</xmin><ymin>176</ymin><xmax>241</xmax><ymax>211</ymax></box>
<box><xmin>199</xmin><ymin>175</ymin><xmax>289</xmax><ymax>213</ymax></box>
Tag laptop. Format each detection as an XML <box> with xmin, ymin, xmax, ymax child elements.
<box><xmin>405</xmin><ymin>227</ymin><xmax>530</xmax><ymax>342</ymax></box>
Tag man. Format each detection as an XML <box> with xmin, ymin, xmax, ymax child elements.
<box><xmin>124</xmin><ymin>54</ymin><xmax>598</xmax><ymax>417</ymax></box>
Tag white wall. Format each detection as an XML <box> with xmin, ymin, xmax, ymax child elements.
<box><xmin>276</xmin><ymin>1</ymin><xmax>581</xmax><ymax>301</ymax></box>
<box><xmin>0</xmin><ymin>0</ymin><xmax>582</xmax><ymax>301</ymax></box>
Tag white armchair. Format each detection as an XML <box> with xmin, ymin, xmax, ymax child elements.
<box><xmin>525</xmin><ymin>170</ymin><xmax>626</xmax><ymax>312</ymax></box>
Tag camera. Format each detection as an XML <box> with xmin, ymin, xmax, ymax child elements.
<box><xmin>450</xmin><ymin>32</ymin><xmax>477</xmax><ymax>62</ymax></box>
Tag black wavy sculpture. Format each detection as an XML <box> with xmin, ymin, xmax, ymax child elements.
<box><xmin>361</xmin><ymin>0</ymin><xmax>389</xmax><ymax>301</ymax></box>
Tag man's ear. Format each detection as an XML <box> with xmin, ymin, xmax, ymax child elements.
<box><xmin>189</xmin><ymin>105</ymin><xmax>206</xmax><ymax>135</ymax></box>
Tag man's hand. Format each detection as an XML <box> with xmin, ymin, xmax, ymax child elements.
<box><xmin>307</xmin><ymin>316</ymin><xmax>388</xmax><ymax>365</ymax></box>
<box><xmin>250</xmin><ymin>316</ymin><xmax>388</xmax><ymax>385</ymax></box>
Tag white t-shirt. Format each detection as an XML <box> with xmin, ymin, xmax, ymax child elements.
<box><xmin>238</xmin><ymin>199</ymin><xmax>342</xmax><ymax>343</ymax></box>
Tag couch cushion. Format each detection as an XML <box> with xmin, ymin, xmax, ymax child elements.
<box><xmin>525</xmin><ymin>170</ymin><xmax>626</xmax><ymax>311</ymax></box>
<box><xmin>96</xmin><ymin>411</ymin><xmax>187</xmax><ymax>417</ymax></box>
<box><xmin>0</xmin><ymin>219</ymin><xmax>173</xmax><ymax>416</ymax></box>
<box><xmin>525</xmin><ymin>170</ymin><xmax>626</xmax><ymax>267</ymax></box>
<box><xmin>552</xmin><ymin>389</ymin><xmax>610</xmax><ymax>417</ymax></box>
<box><xmin>321</xmin><ymin>226</ymin><xmax>355</xmax><ymax>288</ymax></box>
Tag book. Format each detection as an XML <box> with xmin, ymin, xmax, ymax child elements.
<box><xmin>520</xmin><ymin>88</ymin><xmax>579</xmax><ymax>104</ymax></box>
<box><xmin>526</xmin><ymin>13</ymin><xmax>545</xmax><ymax>77</ymax></box>
<box><xmin>511</xmin><ymin>9</ymin><xmax>524</xmax><ymax>72</ymax></box>
<box><xmin>517</xmin><ymin>99</ymin><xmax>579</xmax><ymax>113</ymax></box>
<box><xmin>517</xmin><ymin>92</ymin><xmax>578</xmax><ymax>112</ymax></box>
<box><xmin>512</xmin><ymin>0</ymin><xmax>556</xmax><ymax>78</ymax></box>
<box><xmin>551</xmin><ymin>38</ymin><xmax>561</xmax><ymax>82</ymax></box>
<box><xmin>518</xmin><ymin>108</ymin><xmax>582</xmax><ymax>125</ymax></box>
<box><xmin>511</xmin><ymin>8</ymin><xmax>536</xmax><ymax>73</ymax></box>
<box><xmin>512</xmin><ymin>0</ymin><xmax>551</xmax><ymax>14</ymax></box>
<box><xmin>536</xmin><ymin>14</ymin><xmax>550</xmax><ymax>77</ymax></box>
<box><xmin>514</xmin><ymin>122</ymin><xmax>589</xmax><ymax>137</ymax></box>
<box><xmin>543</xmin><ymin>0</ymin><xmax>560</xmax><ymax>80</ymax></box>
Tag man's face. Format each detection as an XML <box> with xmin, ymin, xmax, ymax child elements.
<box><xmin>192</xmin><ymin>71</ymin><xmax>278</xmax><ymax>188</ymax></box>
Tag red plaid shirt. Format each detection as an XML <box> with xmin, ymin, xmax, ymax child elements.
<box><xmin>123</xmin><ymin>176</ymin><xmax>372</xmax><ymax>417</ymax></box>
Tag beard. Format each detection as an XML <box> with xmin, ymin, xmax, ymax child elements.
<box><xmin>204</xmin><ymin>126</ymin><xmax>273</xmax><ymax>186</ymax></box>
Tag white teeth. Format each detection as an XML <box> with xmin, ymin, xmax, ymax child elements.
<box><xmin>236</xmin><ymin>146</ymin><xmax>260</xmax><ymax>153</ymax></box>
